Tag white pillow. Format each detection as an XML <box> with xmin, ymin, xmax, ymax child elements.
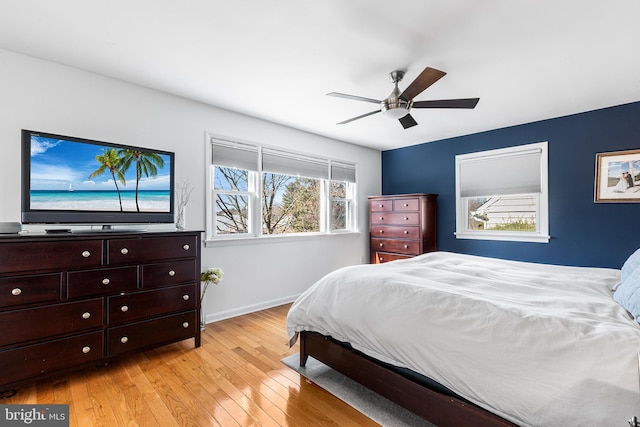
<box><xmin>621</xmin><ymin>248</ymin><xmax>640</xmax><ymax>283</ymax></box>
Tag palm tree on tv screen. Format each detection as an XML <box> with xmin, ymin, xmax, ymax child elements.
<box><xmin>89</xmin><ymin>148</ymin><xmax>126</xmax><ymax>211</ymax></box>
<box><xmin>118</xmin><ymin>149</ymin><xmax>165</xmax><ymax>211</ymax></box>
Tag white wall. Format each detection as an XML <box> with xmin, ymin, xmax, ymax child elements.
<box><xmin>0</xmin><ymin>49</ymin><xmax>381</xmax><ymax>322</ymax></box>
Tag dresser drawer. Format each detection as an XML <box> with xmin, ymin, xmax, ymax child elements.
<box><xmin>370</xmin><ymin>225</ymin><xmax>420</xmax><ymax>239</ymax></box>
<box><xmin>0</xmin><ymin>299</ymin><xmax>103</xmax><ymax>346</ymax></box>
<box><xmin>0</xmin><ymin>273</ymin><xmax>62</xmax><ymax>308</ymax></box>
<box><xmin>369</xmin><ymin>198</ymin><xmax>393</xmax><ymax>212</ymax></box>
<box><xmin>371</xmin><ymin>251</ymin><xmax>413</xmax><ymax>264</ymax></box>
<box><xmin>370</xmin><ymin>238</ymin><xmax>420</xmax><ymax>255</ymax></box>
<box><xmin>142</xmin><ymin>259</ymin><xmax>196</xmax><ymax>289</ymax></box>
<box><xmin>370</xmin><ymin>212</ymin><xmax>419</xmax><ymax>225</ymax></box>
<box><xmin>0</xmin><ymin>240</ymin><xmax>103</xmax><ymax>274</ymax></box>
<box><xmin>107</xmin><ymin>310</ymin><xmax>197</xmax><ymax>357</ymax></box>
<box><xmin>107</xmin><ymin>235</ymin><xmax>198</xmax><ymax>265</ymax></box>
<box><xmin>0</xmin><ymin>331</ymin><xmax>103</xmax><ymax>386</ymax></box>
<box><xmin>393</xmin><ymin>197</ymin><xmax>420</xmax><ymax>211</ymax></box>
<box><xmin>67</xmin><ymin>266</ymin><xmax>138</xmax><ymax>298</ymax></box>
<box><xmin>107</xmin><ymin>284</ymin><xmax>196</xmax><ymax>325</ymax></box>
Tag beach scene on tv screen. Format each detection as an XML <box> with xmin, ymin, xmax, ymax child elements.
<box><xmin>30</xmin><ymin>135</ymin><xmax>171</xmax><ymax>212</ymax></box>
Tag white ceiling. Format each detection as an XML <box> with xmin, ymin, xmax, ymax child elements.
<box><xmin>1</xmin><ymin>1</ymin><xmax>639</xmax><ymax>151</ymax></box>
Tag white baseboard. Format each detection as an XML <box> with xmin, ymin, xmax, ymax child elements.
<box><xmin>204</xmin><ymin>293</ymin><xmax>301</xmax><ymax>324</ymax></box>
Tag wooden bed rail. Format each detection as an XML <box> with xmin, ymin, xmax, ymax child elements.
<box><xmin>299</xmin><ymin>331</ymin><xmax>518</xmax><ymax>427</ymax></box>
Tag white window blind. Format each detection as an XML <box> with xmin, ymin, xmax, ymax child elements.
<box><xmin>459</xmin><ymin>148</ymin><xmax>542</xmax><ymax>197</ymax></box>
<box><xmin>262</xmin><ymin>149</ymin><xmax>329</xmax><ymax>179</ymax></box>
<box><xmin>211</xmin><ymin>140</ymin><xmax>258</xmax><ymax>171</ymax></box>
<box><xmin>330</xmin><ymin>162</ymin><xmax>356</xmax><ymax>183</ymax></box>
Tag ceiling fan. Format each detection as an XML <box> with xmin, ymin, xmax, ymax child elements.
<box><xmin>327</xmin><ymin>67</ymin><xmax>479</xmax><ymax>129</ymax></box>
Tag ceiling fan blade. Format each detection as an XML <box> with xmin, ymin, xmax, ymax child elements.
<box><xmin>400</xmin><ymin>67</ymin><xmax>446</xmax><ymax>101</ymax></box>
<box><xmin>327</xmin><ymin>92</ymin><xmax>381</xmax><ymax>104</ymax></box>
<box><xmin>412</xmin><ymin>98</ymin><xmax>480</xmax><ymax>109</ymax></box>
<box><xmin>398</xmin><ymin>114</ymin><xmax>418</xmax><ymax>129</ymax></box>
<box><xmin>337</xmin><ymin>109</ymin><xmax>381</xmax><ymax>125</ymax></box>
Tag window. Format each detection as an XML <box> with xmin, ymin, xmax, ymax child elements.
<box><xmin>330</xmin><ymin>162</ymin><xmax>357</xmax><ymax>231</ymax></box>
<box><xmin>455</xmin><ymin>141</ymin><xmax>549</xmax><ymax>243</ymax></box>
<box><xmin>205</xmin><ymin>135</ymin><xmax>357</xmax><ymax>241</ymax></box>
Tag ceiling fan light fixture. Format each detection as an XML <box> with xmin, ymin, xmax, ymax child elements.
<box><xmin>381</xmin><ymin>99</ymin><xmax>411</xmax><ymax>119</ymax></box>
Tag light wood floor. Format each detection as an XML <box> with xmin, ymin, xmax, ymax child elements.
<box><xmin>3</xmin><ymin>303</ymin><xmax>380</xmax><ymax>426</ymax></box>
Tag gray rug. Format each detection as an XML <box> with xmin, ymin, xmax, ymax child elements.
<box><xmin>281</xmin><ymin>353</ymin><xmax>435</xmax><ymax>427</ymax></box>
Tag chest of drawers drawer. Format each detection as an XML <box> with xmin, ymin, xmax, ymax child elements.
<box><xmin>0</xmin><ymin>273</ymin><xmax>62</xmax><ymax>308</ymax></box>
<box><xmin>370</xmin><ymin>238</ymin><xmax>420</xmax><ymax>255</ymax></box>
<box><xmin>0</xmin><ymin>299</ymin><xmax>103</xmax><ymax>347</ymax></box>
<box><xmin>107</xmin><ymin>310</ymin><xmax>197</xmax><ymax>357</ymax></box>
<box><xmin>372</xmin><ymin>252</ymin><xmax>413</xmax><ymax>263</ymax></box>
<box><xmin>370</xmin><ymin>225</ymin><xmax>420</xmax><ymax>239</ymax></box>
<box><xmin>0</xmin><ymin>240</ymin><xmax>103</xmax><ymax>273</ymax></box>
<box><xmin>0</xmin><ymin>331</ymin><xmax>103</xmax><ymax>386</ymax></box>
<box><xmin>142</xmin><ymin>259</ymin><xmax>196</xmax><ymax>288</ymax></box>
<box><xmin>393</xmin><ymin>197</ymin><xmax>420</xmax><ymax>211</ymax></box>
<box><xmin>370</xmin><ymin>199</ymin><xmax>393</xmax><ymax>212</ymax></box>
<box><xmin>370</xmin><ymin>212</ymin><xmax>420</xmax><ymax>225</ymax></box>
<box><xmin>67</xmin><ymin>266</ymin><xmax>138</xmax><ymax>298</ymax></box>
<box><xmin>107</xmin><ymin>284</ymin><xmax>196</xmax><ymax>325</ymax></box>
<box><xmin>108</xmin><ymin>235</ymin><xmax>198</xmax><ymax>264</ymax></box>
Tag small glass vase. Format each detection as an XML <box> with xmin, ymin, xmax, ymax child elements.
<box><xmin>176</xmin><ymin>206</ymin><xmax>186</xmax><ymax>231</ymax></box>
<box><xmin>200</xmin><ymin>302</ymin><xmax>206</xmax><ymax>330</ymax></box>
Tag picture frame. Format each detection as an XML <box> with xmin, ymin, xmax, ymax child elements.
<box><xmin>594</xmin><ymin>149</ymin><xmax>640</xmax><ymax>203</ymax></box>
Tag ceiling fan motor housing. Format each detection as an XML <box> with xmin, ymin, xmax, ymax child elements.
<box><xmin>381</xmin><ymin>73</ymin><xmax>411</xmax><ymax>119</ymax></box>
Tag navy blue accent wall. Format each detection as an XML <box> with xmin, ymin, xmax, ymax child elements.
<box><xmin>382</xmin><ymin>101</ymin><xmax>640</xmax><ymax>268</ymax></box>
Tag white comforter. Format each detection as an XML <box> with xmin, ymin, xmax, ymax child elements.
<box><xmin>287</xmin><ymin>252</ymin><xmax>640</xmax><ymax>427</ymax></box>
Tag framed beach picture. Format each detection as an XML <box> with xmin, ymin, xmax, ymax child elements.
<box><xmin>594</xmin><ymin>149</ymin><xmax>640</xmax><ymax>203</ymax></box>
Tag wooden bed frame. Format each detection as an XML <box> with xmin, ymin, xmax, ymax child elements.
<box><xmin>299</xmin><ymin>331</ymin><xmax>518</xmax><ymax>427</ymax></box>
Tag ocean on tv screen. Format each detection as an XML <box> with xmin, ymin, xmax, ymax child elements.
<box><xmin>29</xmin><ymin>190</ymin><xmax>170</xmax><ymax>212</ymax></box>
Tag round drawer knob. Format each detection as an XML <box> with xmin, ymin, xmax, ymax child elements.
<box><xmin>404</xmin><ymin>217</ymin><xmax>409</xmax><ymax>220</ymax></box>
<box><xmin>120</xmin><ymin>336</ymin><xmax>129</xmax><ymax>344</ymax></box>
<box><xmin>168</xmin><ymin>270</ymin><xmax>176</xmax><ymax>277</ymax></box>
<box><xmin>182</xmin><ymin>322</ymin><xmax>189</xmax><ymax>328</ymax></box>
<box><xmin>404</xmin><ymin>230</ymin><xmax>409</xmax><ymax>234</ymax></box>
<box><xmin>82</xmin><ymin>312</ymin><xmax>91</xmax><ymax>319</ymax></box>
<box><xmin>11</xmin><ymin>288</ymin><xmax>22</xmax><ymax>296</ymax></box>
<box><xmin>378</xmin><ymin>230</ymin><xmax>384</xmax><ymax>234</ymax></box>
<box><xmin>182</xmin><ymin>294</ymin><xmax>190</xmax><ymax>301</ymax></box>
<box><xmin>120</xmin><ymin>248</ymin><xmax>129</xmax><ymax>255</ymax></box>
<box><xmin>102</xmin><ymin>278</ymin><xmax>110</xmax><ymax>285</ymax></box>
<box><xmin>82</xmin><ymin>346</ymin><xmax>91</xmax><ymax>354</ymax></box>
<box><xmin>182</xmin><ymin>244</ymin><xmax>190</xmax><ymax>251</ymax></box>
<box><xmin>404</xmin><ymin>203</ymin><xmax>409</xmax><ymax>207</ymax></box>
<box><xmin>378</xmin><ymin>204</ymin><xmax>384</xmax><ymax>208</ymax></box>
<box><xmin>379</xmin><ymin>217</ymin><xmax>384</xmax><ymax>220</ymax></box>
<box><xmin>379</xmin><ymin>243</ymin><xmax>384</xmax><ymax>247</ymax></box>
<box><xmin>81</xmin><ymin>250</ymin><xmax>91</xmax><ymax>258</ymax></box>
<box><xmin>404</xmin><ymin>245</ymin><xmax>409</xmax><ymax>249</ymax></box>
<box><xmin>379</xmin><ymin>257</ymin><xmax>384</xmax><ymax>262</ymax></box>
<box><xmin>120</xmin><ymin>305</ymin><xmax>129</xmax><ymax>312</ymax></box>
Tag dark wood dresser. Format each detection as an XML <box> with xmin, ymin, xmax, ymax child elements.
<box><xmin>369</xmin><ymin>193</ymin><xmax>437</xmax><ymax>263</ymax></box>
<box><xmin>0</xmin><ymin>230</ymin><xmax>201</xmax><ymax>390</ymax></box>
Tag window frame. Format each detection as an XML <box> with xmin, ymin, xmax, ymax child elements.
<box><xmin>454</xmin><ymin>141</ymin><xmax>550</xmax><ymax>243</ymax></box>
<box><xmin>205</xmin><ymin>133</ymin><xmax>358</xmax><ymax>243</ymax></box>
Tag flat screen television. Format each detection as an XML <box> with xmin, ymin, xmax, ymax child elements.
<box><xmin>21</xmin><ymin>129</ymin><xmax>175</xmax><ymax>228</ymax></box>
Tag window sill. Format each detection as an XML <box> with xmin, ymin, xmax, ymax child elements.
<box><xmin>454</xmin><ymin>231</ymin><xmax>550</xmax><ymax>243</ymax></box>
<box><xmin>204</xmin><ymin>231</ymin><xmax>361</xmax><ymax>248</ymax></box>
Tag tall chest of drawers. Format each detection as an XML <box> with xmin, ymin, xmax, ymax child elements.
<box><xmin>369</xmin><ymin>193</ymin><xmax>437</xmax><ymax>263</ymax></box>
<box><xmin>0</xmin><ymin>230</ymin><xmax>201</xmax><ymax>389</ymax></box>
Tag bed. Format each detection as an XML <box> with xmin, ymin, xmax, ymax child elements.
<box><xmin>286</xmin><ymin>251</ymin><xmax>640</xmax><ymax>427</ymax></box>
